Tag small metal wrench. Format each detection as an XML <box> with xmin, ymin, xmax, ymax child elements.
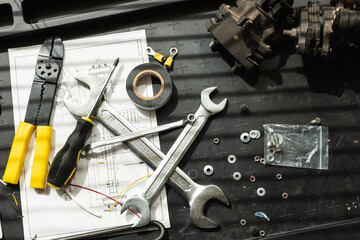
<box><xmin>121</xmin><ymin>87</ymin><xmax>227</xmax><ymax>227</ymax></box>
<box><xmin>64</xmin><ymin>76</ymin><xmax>229</xmax><ymax>229</ymax></box>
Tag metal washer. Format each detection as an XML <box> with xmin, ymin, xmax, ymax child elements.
<box><xmin>228</xmin><ymin>154</ymin><xmax>237</xmax><ymax>164</ymax></box>
<box><xmin>240</xmin><ymin>133</ymin><xmax>251</xmax><ymax>143</ymax></box>
<box><xmin>257</xmin><ymin>187</ymin><xmax>266</xmax><ymax>197</ymax></box>
<box><xmin>233</xmin><ymin>172</ymin><xmax>241</xmax><ymax>181</ymax></box>
<box><xmin>203</xmin><ymin>165</ymin><xmax>214</xmax><ymax>176</ymax></box>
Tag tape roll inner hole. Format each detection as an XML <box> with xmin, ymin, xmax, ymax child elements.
<box><xmin>133</xmin><ymin>70</ymin><xmax>165</xmax><ymax>101</ymax></box>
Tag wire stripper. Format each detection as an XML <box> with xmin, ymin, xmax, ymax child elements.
<box><xmin>3</xmin><ymin>37</ymin><xmax>64</xmax><ymax>189</ymax></box>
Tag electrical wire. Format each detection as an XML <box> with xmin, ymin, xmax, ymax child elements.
<box><xmin>63</xmin><ymin>187</ymin><xmax>102</xmax><ymax>219</ymax></box>
<box><xmin>69</xmin><ymin>183</ymin><xmax>141</xmax><ymax>218</ymax></box>
<box><xmin>106</xmin><ymin>174</ymin><xmax>152</xmax><ymax>212</ymax></box>
<box><xmin>12</xmin><ymin>194</ymin><xmax>18</xmax><ymax>206</ymax></box>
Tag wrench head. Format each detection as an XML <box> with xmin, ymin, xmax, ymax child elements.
<box><xmin>121</xmin><ymin>196</ymin><xmax>151</xmax><ymax>228</ymax></box>
<box><xmin>64</xmin><ymin>75</ymin><xmax>103</xmax><ymax>117</ymax></box>
<box><xmin>190</xmin><ymin>184</ymin><xmax>229</xmax><ymax>228</ymax></box>
<box><xmin>201</xmin><ymin>87</ymin><xmax>227</xmax><ymax>114</ymax></box>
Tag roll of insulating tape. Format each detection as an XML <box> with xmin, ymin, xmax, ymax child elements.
<box><xmin>126</xmin><ymin>63</ymin><xmax>172</xmax><ymax>110</ymax></box>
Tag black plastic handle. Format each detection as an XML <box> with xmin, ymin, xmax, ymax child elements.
<box><xmin>47</xmin><ymin>118</ymin><xmax>93</xmax><ymax>188</ymax></box>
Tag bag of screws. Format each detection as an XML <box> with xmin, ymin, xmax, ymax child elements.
<box><xmin>263</xmin><ymin>124</ymin><xmax>329</xmax><ymax>170</ymax></box>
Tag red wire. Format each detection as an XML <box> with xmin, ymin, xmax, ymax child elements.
<box><xmin>69</xmin><ymin>183</ymin><xmax>141</xmax><ymax>219</ymax></box>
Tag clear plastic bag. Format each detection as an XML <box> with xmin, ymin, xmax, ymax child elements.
<box><xmin>263</xmin><ymin>124</ymin><xmax>329</xmax><ymax>170</ymax></box>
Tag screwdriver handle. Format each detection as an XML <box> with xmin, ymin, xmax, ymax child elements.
<box><xmin>47</xmin><ymin>117</ymin><xmax>93</xmax><ymax>188</ymax></box>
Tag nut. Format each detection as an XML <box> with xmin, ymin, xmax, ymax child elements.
<box><xmin>250</xmin><ymin>175</ymin><xmax>256</xmax><ymax>182</ymax></box>
<box><xmin>213</xmin><ymin>138</ymin><xmax>220</xmax><ymax>144</ymax></box>
<box><xmin>254</xmin><ymin>156</ymin><xmax>261</xmax><ymax>162</ymax></box>
<box><xmin>260</xmin><ymin>230</ymin><xmax>266</xmax><ymax>237</ymax></box>
<box><xmin>267</xmin><ymin>147</ymin><xmax>275</xmax><ymax>154</ymax></box>
<box><xmin>282</xmin><ymin>192</ymin><xmax>289</xmax><ymax>199</ymax></box>
<box><xmin>240</xmin><ymin>219</ymin><xmax>246</xmax><ymax>225</ymax></box>
<box><xmin>260</xmin><ymin>158</ymin><xmax>265</xmax><ymax>165</ymax></box>
<box><xmin>204</xmin><ymin>165</ymin><xmax>214</xmax><ymax>176</ymax></box>
<box><xmin>276</xmin><ymin>174</ymin><xmax>282</xmax><ymax>180</ymax></box>
<box><xmin>266</xmin><ymin>154</ymin><xmax>275</xmax><ymax>162</ymax></box>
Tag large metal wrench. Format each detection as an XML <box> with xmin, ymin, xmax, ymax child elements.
<box><xmin>121</xmin><ymin>87</ymin><xmax>227</xmax><ymax>227</ymax></box>
<box><xmin>64</xmin><ymin>75</ymin><xmax>229</xmax><ymax>228</ymax></box>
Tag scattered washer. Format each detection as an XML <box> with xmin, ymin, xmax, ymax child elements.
<box><xmin>266</xmin><ymin>154</ymin><xmax>275</xmax><ymax>162</ymax></box>
<box><xmin>257</xmin><ymin>187</ymin><xmax>266</xmax><ymax>197</ymax></box>
<box><xmin>240</xmin><ymin>219</ymin><xmax>246</xmax><ymax>226</ymax></box>
<box><xmin>213</xmin><ymin>138</ymin><xmax>220</xmax><ymax>145</ymax></box>
<box><xmin>250</xmin><ymin>175</ymin><xmax>256</xmax><ymax>182</ymax></box>
<box><xmin>240</xmin><ymin>133</ymin><xmax>251</xmax><ymax>143</ymax></box>
<box><xmin>203</xmin><ymin>165</ymin><xmax>214</xmax><ymax>176</ymax></box>
<box><xmin>254</xmin><ymin>156</ymin><xmax>261</xmax><ymax>162</ymax></box>
<box><xmin>260</xmin><ymin>158</ymin><xmax>265</xmax><ymax>165</ymax></box>
<box><xmin>228</xmin><ymin>155</ymin><xmax>237</xmax><ymax>164</ymax></box>
<box><xmin>282</xmin><ymin>192</ymin><xmax>289</xmax><ymax>199</ymax></box>
<box><xmin>260</xmin><ymin>230</ymin><xmax>266</xmax><ymax>237</ymax></box>
<box><xmin>276</xmin><ymin>174</ymin><xmax>282</xmax><ymax>180</ymax></box>
<box><xmin>233</xmin><ymin>172</ymin><xmax>241</xmax><ymax>181</ymax></box>
<box><xmin>249</xmin><ymin>130</ymin><xmax>261</xmax><ymax>139</ymax></box>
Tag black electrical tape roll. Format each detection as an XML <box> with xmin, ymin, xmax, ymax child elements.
<box><xmin>126</xmin><ymin>63</ymin><xmax>172</xmax><ymax>110</ymax></box>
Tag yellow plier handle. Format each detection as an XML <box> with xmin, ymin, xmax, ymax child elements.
<box><xmin>3</xmin><ymin>122</ymin><xmax>35</xmax><ymax>184</ymax></box>
<box><xmin>30</xmin><ymin>126</ymin><xmax>52</xmax><ymax>189</ymax></box>
<box><xmin>3</xmin><ymin>122</ymin><xmax>52</xmax><ymax>189</ymax></box>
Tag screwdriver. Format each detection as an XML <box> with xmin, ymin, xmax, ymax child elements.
<box><xmin>47</xmin><ymin>58</ymin><xmax>120</xmax><ymax>189</ymax></box>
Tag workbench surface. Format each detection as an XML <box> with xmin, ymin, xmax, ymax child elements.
<box><xmin>0</xmin><ymin>0</ymin><xmax>360</xmax><ymax>239</ymax></box>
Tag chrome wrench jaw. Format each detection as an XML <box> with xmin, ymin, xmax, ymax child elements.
<box><xmin>65</xmin><ymin>77</ymin><xmax>229</xmax><ymax>229</ymax></box>
<box><xmin>190</xmin><ymin>185</ymin><xmax>230</xmax><ymax>228</ymax></box>
<box><xmin>120</xmin><ymin>196</ymin><xmax>151</xmax><ymax>228</ymax></box>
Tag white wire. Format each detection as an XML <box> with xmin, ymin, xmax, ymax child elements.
<box><xmin>62</xmin><ymin>187</ymin><xmax>102</xmax><ymax>219</ymax></box>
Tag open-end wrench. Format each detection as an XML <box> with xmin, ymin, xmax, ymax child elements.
<box><xmin>64</xmin><ymin>75</ymin><xmax>229</xmax><ymax>228</ymax></box>
<box><xmin>121</xmin><ymin>87</ymin><xmax>227</xmax><ymax>227</ymax></box>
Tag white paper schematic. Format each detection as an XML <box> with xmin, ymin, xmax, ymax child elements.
<box><xmin>8</xmin><ymin>30</ymin><xmax>170</xmax><ymax>239</ymax></box>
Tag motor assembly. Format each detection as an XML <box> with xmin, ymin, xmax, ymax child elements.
<box><xmin>207</xmin><ymin>0</ymin><xmax>360</xmax><ymax>71</ymax></box>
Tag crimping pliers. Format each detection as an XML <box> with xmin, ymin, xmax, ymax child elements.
<box><xmin>3</xmin><ymin>37</ymin><xmax>64</xmax><ymax>189</ymax></box>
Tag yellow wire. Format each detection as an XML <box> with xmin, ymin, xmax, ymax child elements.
<box><xmin>106</xmin><ymin>174</ymin><xmax>152</xmax><ymax>212</ymax></box>
<box><xmin>12</xmin><ymin>194</ymin><xmax>18</xmax><ymax>206</ymax></box>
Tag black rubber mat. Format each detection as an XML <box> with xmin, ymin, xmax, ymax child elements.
<box><xmin>0</xmin><ymin>1</ymin><xmax>360</xmax><ymax>239</ymax></box>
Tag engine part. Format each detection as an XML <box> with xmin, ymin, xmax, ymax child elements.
<box><xmin>206</xmin><ymin>0</ymin><xmax>294</xmax><ymax>71</ymax></box>
<box><xmin>204</xmin><ymin>165</ymin><xmax>214</xmax><ymax>176</ymax></box>
<box><xmin>240</xmin><ymin>133</ymin><xmax>251</xmax><ymax>143</ymax></box>
<box><xmin>233</xmin><ymin>172</ymin><xmax>242</xmax><ymax>181</ymax></box>
<box><xmin>228</xmin><ymin>155</ymin><xmax>237</xmax><ymax>164</ymax></box>
<box><xmin>285</xmin><ymin>0</ymin><xmax>360</xmax><ymax>58</ymax></box>
<box><xmin>257</xmin><ymin>187</ymin><xmax>266</xmax><ymax>197</ymax></box>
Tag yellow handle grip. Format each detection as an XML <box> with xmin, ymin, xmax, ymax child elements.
<box><xmin>30</xmin><ymin>126</ymin><xmax>52</xmax><ymax>189</ymax></box>
<box><xmin>3</xmin><ymin>122</ymin><xmax>35</xmax><ymax>184</ymax></box>
<box><xmin>164</xmin><ymin>57</ymin><xmax>174</xmax><ymax>68</ymax></box>
<box><xmin>154</xmin><ymin>53</ymin><xmax>165</xmax><ymax>62</ymax></box>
